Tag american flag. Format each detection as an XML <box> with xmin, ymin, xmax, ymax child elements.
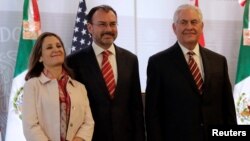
<box><xmin>71</xmin><ymin>0</ymin><xmax>92</xmax><ymax>53</ymax></box>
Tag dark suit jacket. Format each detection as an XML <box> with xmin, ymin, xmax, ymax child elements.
<box><xmin>145</xmin><ymin>42</ymin><xmax>237</xmax><ymax>141</ymax></box>
<box><xmin>67</xmin><ymin>45</ymin><xmax>145</xmax><ymax>141</ymax></box>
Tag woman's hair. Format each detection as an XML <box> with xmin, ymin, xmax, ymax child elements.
<box><xmin>25</xmin><ymin>32</ymin><xmax>73</xmax><ymax>80</ymax></box>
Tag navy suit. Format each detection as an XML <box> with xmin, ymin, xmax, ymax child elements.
<box><xmin>67</xmin><ymin>45</ymin><xmax>145</xmax><ymax>141</ymax></box>
<box><xmin>145</xmin><ymin>42</ymin><xmax>237</xmax><ymax>141</ymax></box>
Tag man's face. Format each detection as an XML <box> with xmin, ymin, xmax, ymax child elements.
<box><xmin>173</xmin><ymin>8</ymin><xmax>203</xmax><ymax>49</ymax></box>
<box><xmin>87</xmin><ymin>9</ymin><xmax>118</xmax><ymax>49</ymax></box>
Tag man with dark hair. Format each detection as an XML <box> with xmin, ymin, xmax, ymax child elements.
<box><xmin>67</xmin><ymin>5</ymin><xmax>145</xmax><ymax>141</ymax></box>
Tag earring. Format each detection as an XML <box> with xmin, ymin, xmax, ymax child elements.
<box><xmin>39</xmin><ymin>58</ymin><xmax>42</xmax><ymax>62</ymax></box>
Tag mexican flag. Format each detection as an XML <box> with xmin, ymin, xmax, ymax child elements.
<box><xmin>233</xmin><ymin>0</ymin><xmax>250</xmax><ymax>125</ymax></box>
<box><xmin>5</xmin><ymin>0</ymin><xmax>41</xmax><ymax>140</ymax></box>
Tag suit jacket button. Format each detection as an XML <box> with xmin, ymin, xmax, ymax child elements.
<box><xmin>70</xmin><ymin>123</ymin><xmax>73</xmax><ymax>127</ymax></box>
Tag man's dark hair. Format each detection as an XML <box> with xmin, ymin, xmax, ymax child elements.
<box><xmin>87</xmin><ymin>5</ymin><xmax>117</xmax><ymax>23</ymax></box>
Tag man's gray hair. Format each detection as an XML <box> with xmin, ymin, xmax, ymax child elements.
<box><xmin>173</xmin><ymin>4</ymin><xmax>203</xmax><ymax>23</ymax></box>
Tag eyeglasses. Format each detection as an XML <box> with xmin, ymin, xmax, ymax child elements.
<box><xmin>177</xmin><ymin>19</ymin><xmax>201</xmax><ymax>26</ymax></box>
<box><xmin>92</xmin><ymin>22</ymin><xmax>118</xmax><ymax>28</ymax></box>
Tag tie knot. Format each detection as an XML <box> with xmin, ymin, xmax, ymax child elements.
<box><xmin>187</xmin><ymin>51</ymin><xmax>195</xmax><ymax>57</ymax></box>
<box><xmin>102</xmin><ymin>50</ymin><xmax>110</xmax><ymax>57</ymax></box>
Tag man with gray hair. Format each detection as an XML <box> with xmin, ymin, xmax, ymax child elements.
<box><xmin>145</xmin><ymin>4</ymin><xmax>236</xmax><ymax>141</ymax></box>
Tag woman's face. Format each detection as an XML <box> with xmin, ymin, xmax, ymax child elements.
<box><xmin>39</xmin><ymin>36</ymin><xmax>65</xmax><ymax>69</ymax></box>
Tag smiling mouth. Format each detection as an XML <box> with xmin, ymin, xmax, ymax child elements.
<box><xmin>102</xmin><ymin>35</ymin><xmax>114</xmax><ymax>40</ymax></box>
<box><xmin>102</xmin><ymin>32</ymin><xmax>114</xmax><ymax>36</ymax></box>
<box><xmin>51</xmin><ymin>54</ymin><xmax>62</xmax><ymax>57</ymax></box>
<box><xmin>103</xmin><ymin>34</ymin><xmax>113</xmax><ymax>38</ymax></box>
<box><xmin>183</xmin><ymin>32</ymin><xmax>196</xmax><ymax>34</ymax></box>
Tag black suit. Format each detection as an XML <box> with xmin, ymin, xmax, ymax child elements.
<box><xmin>145</xmin><ymin>42</ymin><xmax>237</xmax><ymax>141</ymax></box>
<box><xmin>67</xmin><ymin>45</ymin><xmax>145</xmax><ymax>141</ymax></box>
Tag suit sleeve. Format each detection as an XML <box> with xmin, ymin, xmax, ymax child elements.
<box><xmin>222</xmin><ymin>57</ymin><xmax>237</xmax><ymax>125</ymax></box>
<box><xmin>145</xmin><ymin>56</ymin><xmax>163</xmax><ymax>141</ymax></box>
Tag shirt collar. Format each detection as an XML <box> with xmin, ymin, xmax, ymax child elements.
<box><xmin>178</xmin><ymin>42</ymin><xmax>200</xmax><ymax>57</ymax></box>
<box><xmin>38</xmin><ymin>72</ymin><xmax>74</xmax><ymax>86</ymax></box>
<box><xmin>92</xmin><ymin>42</ymin><xmax>116</xmax><ymax>56</ymax></box>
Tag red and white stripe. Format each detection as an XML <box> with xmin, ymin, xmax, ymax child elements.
<box><xmin>101</xmin><ymin>51</ymin><xmax>116</xmax><ymax>99</ymax></box>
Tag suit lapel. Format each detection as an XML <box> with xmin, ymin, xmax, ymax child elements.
<box><xmin>113</xmin><ymin>46</ymin><xmax>124</xmax><ymax>98</ymax></box>
<box><xmin>87</xmin><ymin>47</ymin><xmax>111</xmax><ymax>99</ymax></box>
<box><xmin>200</xmin><ymin>48</ymin><xmax>211</xmax><ymax>95</ymax></box>
<box><xmin>171</xmin><ymin>43</ymin><xmax>201</xmax><ymax>94</ymax></box>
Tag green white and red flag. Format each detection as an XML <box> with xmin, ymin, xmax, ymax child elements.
<box><xmin>5</xmin><ymin>0</ymin><xmax>41</xmax><ymax>140</ymax></box>
<box><xmin>233</xmin><ymin>0</ymin><xmax>250</xmax><ymax>124</ymax></box>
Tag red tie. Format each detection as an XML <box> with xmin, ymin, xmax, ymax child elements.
<box><xmin>101</xmin><ymin>50</ymin><xmax>116</xmax><ymax>98</ymax></box>
<box><xmin>187</xmin><ymin>51</ymin><xmax>203</xmax><ymax>94</ymax></box>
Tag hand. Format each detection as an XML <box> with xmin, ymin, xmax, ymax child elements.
<box><xmin>72</xmin><ymin>137</ymin><xmax>85</xmax><ymax>141</ymax></box>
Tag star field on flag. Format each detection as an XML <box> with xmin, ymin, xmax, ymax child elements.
<box><xmin>71</xmin><ymin>0</ymin><xmax>92</xmax><ymax>53</ymax></box>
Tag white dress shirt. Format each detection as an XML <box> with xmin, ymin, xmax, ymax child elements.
<box><xmin>92</xmin><ymin>42</ymin><xmax>118</xmax><ymax>83</ymax></box>
<box><xmin>179</xmin><ymin>42</ymin><xmax>204</xmax><ymax>80</ymax></box>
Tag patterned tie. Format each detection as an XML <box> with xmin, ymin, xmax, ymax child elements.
<box><xmin>187</xmin><ymin>51</ymin><xmax>203</xmax><ymax>94</ymax></box>
<box><xmin>102</xmin><ymin>50</ymin><xmax>116</xmax><ymax>99</ymax></box>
